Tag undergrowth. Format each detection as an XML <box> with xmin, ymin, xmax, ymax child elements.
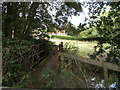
<box><xmin>2</xmin><ymin>38</ymin><xmax>54</xmax><ymax>87</ymax></box>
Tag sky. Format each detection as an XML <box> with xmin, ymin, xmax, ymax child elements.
<box><xmin>68</xmin><ymin>5</ymin><xmax>90</xmax><ymax>27</ymax></box>
<box><xmin>68</xmin><ymin>2</ymin><xmax>111</xmax><ymax>27</ymax></box>
<box><xmin>47</xmin><ymin>2</ymin><xmax>91</xmax><ymax>27</ymax></box>
<box><xmin>2</xmin><ymin>1</ymin><xmax>111</xmax><ymax>28</ymax></box>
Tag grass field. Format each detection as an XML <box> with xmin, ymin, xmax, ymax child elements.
<box><xmin>50</xmin><ymin>38</ymin><xmax>98</xmax><ymax>58</ymax></box>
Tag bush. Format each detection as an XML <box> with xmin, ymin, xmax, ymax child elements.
<box><xmin>38</xmin><ymin>64</ymin><xmax>87</xmax><ymax>88</ymax></box>
<box><xmin>35</xmin><ymin>58</ymin><xmax>104</xmax><ymax>88</ymax></box>
<box><xmin>63</xmin><ymin>42</ymin><xmax>79</xmax><ymax>55</ymax></box>
<box><xmin>2</xmin><ymin>38</ymin><xmax>54</xmax><ymax>87</ymax></box>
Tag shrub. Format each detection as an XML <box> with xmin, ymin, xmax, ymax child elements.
<box><xmin>63</xmin><ymin>42</ymin><xmax>79</xmax><ymax>55</ymax></box>
<box><xmin>2</xmin><ymin>38</ymin><xmax>54</xmax><ymax>87</ymax></box>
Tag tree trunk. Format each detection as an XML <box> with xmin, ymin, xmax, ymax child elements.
<box><xmin>23</xmin><ymin>2</ymin><xmax>39</xmax><ymax>36</ymax></box>
<box><xmin>4</xmin><ymin>3</ymin><xmax>12</xmax><ymax>38</ymax></box>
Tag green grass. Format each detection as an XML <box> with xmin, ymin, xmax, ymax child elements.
<box><xmin>51</xmin><ymin>35</ymin><xmax>100</xmax><ymax>41</ymax></box>
<box><xmin>50</xmin><ymin>38</ymin><xmax>98</xmax><ymax>58</ymax></box>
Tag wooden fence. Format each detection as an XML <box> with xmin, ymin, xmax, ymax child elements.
<box><xmin>61</xmin><ymin>53</ymin><xmax>120</xmax><ymax>72</ymax></box>
<box><xmin>58</xmin><ymin>42</ymin><xmax>120</xmax><ymax>86</ymax></box>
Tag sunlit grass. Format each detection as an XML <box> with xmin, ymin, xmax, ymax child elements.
<box><xmin>50</xmin><ymin>38</ymin><xmax>98</xmax><ymax>58</ymax></box>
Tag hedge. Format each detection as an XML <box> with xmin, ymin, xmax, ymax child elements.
<box><xmin>51</xmin><ymin>35</ymin><xmax>101</xmax><ymax>41</ymax></box>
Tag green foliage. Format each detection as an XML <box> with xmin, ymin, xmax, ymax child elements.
<box><xmin>2</xmin><ymin>38</ymin><xmax>33</xmax><ymax>48</ymax></box>
<box><xmin>39</xmin><ymin>65</ymin><xmax>86</xmax><ymax>88</ymax></box>
<box><xmin>2</xmin><ymin>38</ymin><xmax>54</xmax><ymax>87</ymax></box>
<box><xmin>79</xmin><ymin>27</ymin><xmax>99</xmax><ymax>38</ymax></box>
<box><xmin>2</xmin><ymin>2</ymin><xmax>82</xmax><ymax>39</ymax></box>
<box><xmin>36</xmin><ymin>59</ymin><xmax>104</xmax><ymax>88</ymax></box>
<box><xmin>2</xmin><ymin>2</ymin><xmax>83</xmax><ymax>87</ymax></box>
<box><xmin>64</xmin><ymin>22</ymin><xmax>89</xmax><ymax>37</ymax></box>
<box><xmin>63</xmin><ymin>42</ymin><xmax>79</xmax><ymax>55</ymax></box>
<box><xmin>40</xmin><ymin>68</ymin><xmax>58</xmax><ymax>88</ymax></box>
<box><xmin>90</xmin><ymin>3</ymin><xmax>120</xmax><ymax>64</ymax></box>
<box><xmin>65</xmin><ymin>22</ymin><xmax>80</xmax><ymax>36</ymax></box>
<box><xmin>52</xmin><ymin>35</ymin><xmax>81</xmax><ymax>40</ymax></box>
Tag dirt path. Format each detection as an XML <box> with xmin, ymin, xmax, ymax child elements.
<box><xmin>27</xmin><ymin>46</ymin><xmax>60</xmax><ymax>88</ymax></box>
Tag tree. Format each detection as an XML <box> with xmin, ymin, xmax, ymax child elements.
<box><xmin>2</xmin><ymin>2</ymin><xmax>82</xmax><ymax>40</ymax></box>
<box><xmin>88</xmin><ymin>2</ymin><xmax>120</xmax><ymax>64</ymax></box>
<box><xmin>81</xmin><ymin>2</ymin><xmax>120</xmax><ymax>86</ymax></box>
<box><xmin>65</xmin><ymin>22</ymin><xmax>78</xmax><ymax>36</ymax></box>
<box><xmin>2</xmin><ymin>1</ymin><xmax>83</xmax><ymax>87</ymax></box>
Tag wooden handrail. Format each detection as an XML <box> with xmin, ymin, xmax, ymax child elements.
<box><xmin>61</xmin><ymin>53</ymin><xmax>120</xmax><ymax>72</ymax></box>
<box><xmin>60</xmin><ymin>52</ymin><xmax>120</xmax><ymax>86</ymax></box>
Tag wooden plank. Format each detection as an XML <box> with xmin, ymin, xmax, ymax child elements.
<box><xmin>61</xmin><ymin>53</ymin><xmax>103</xmax><ymax>67</ymax></box>
<box><xmin>105</xmin><ymin>62</ymin><xmax>120</xmax><ymax>72</ymax></box>
<box><xmin>61</xmin><ymin>53</ymin><xmax>120</xmax><ymax>72</ymax></box>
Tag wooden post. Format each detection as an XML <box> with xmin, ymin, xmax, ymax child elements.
<box><xmin>59</xmin><ymin>42</ymin><xmax>63</xmax><ymax>52</ymax></box>
<box><xmin>0</xmin><ymin>52</ymin><xmax>2</xmax><ymax>86</ymax></box>
<box><xmin>117</xmin><ymin>72</ymin><xmax>120</xmax><ymax>88</ymax></box>
<box><xmin>117</xmin><ymin>60</ymin><xmax>120</xmax><ymax>88</ymax></box>
<box><xmin>103</xmin><ymin>63</ymin><xmax>108</xmax><ymax>86</ymax></box>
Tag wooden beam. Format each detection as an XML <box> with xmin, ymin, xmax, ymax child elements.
<box><xmin>61</xmin><ymin>53</ymin><xmax>120</xmax><ymax>72</ymax></box>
